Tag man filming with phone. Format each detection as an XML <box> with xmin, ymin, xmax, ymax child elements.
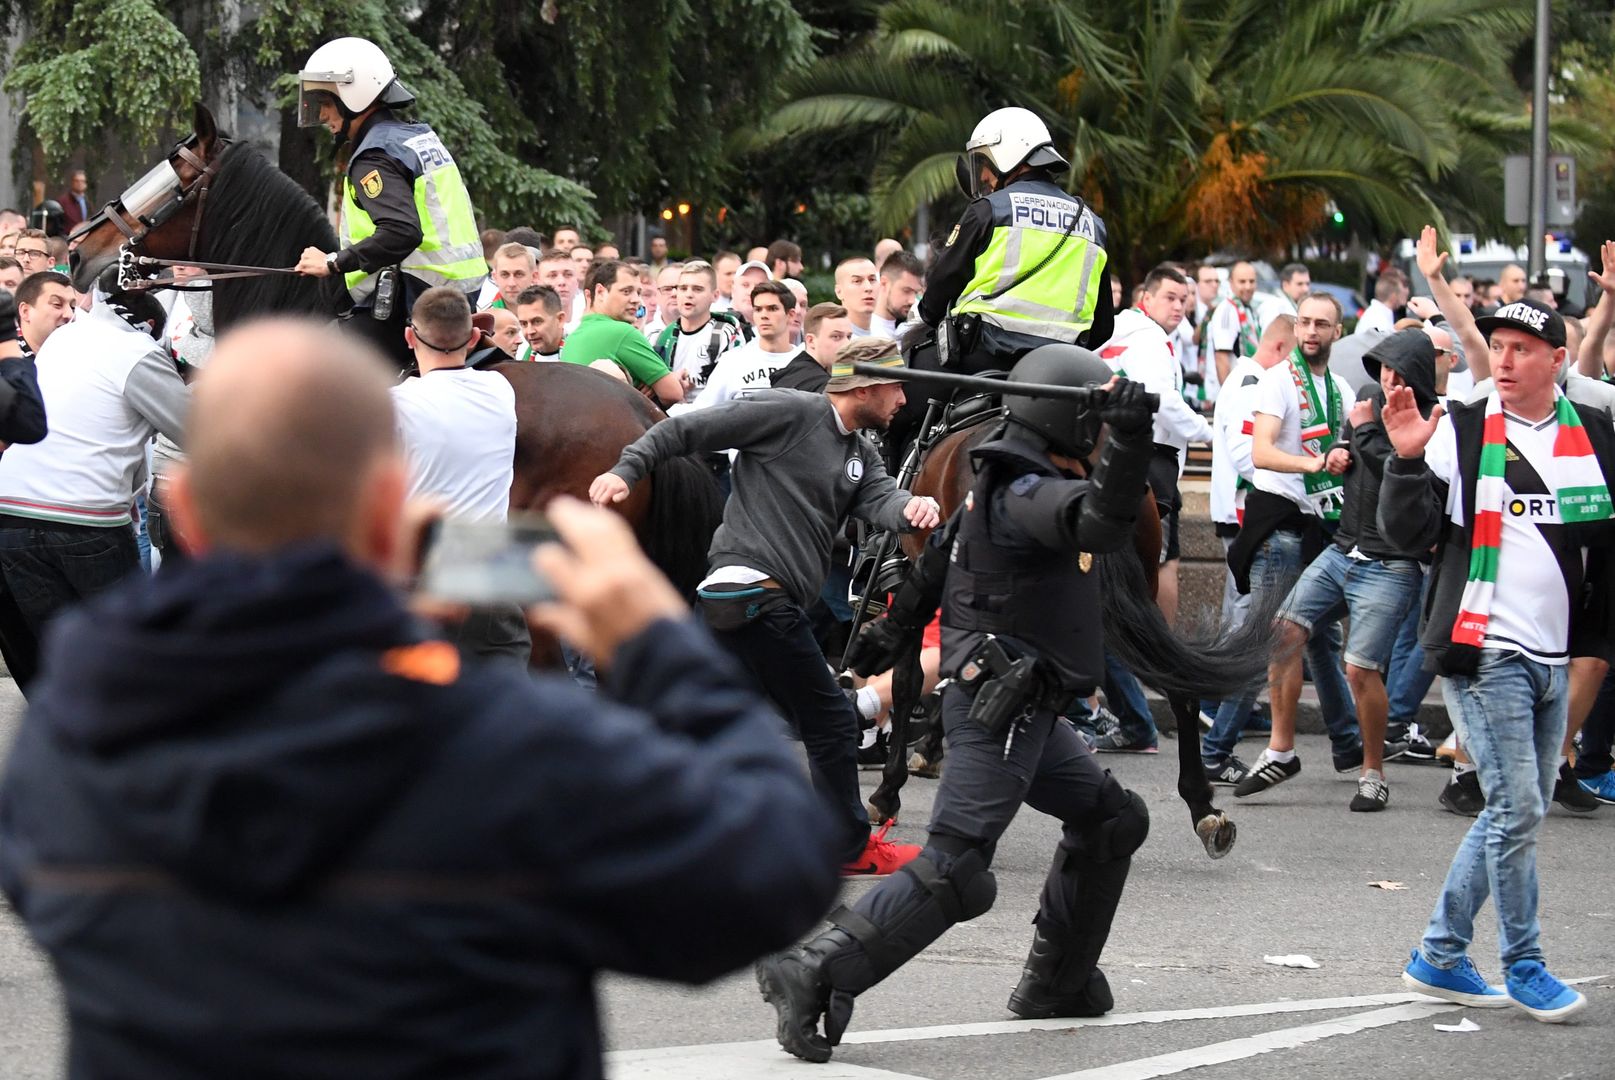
<box><xmin>395</xmin><ymin>285</ymin><xmax>529</xmax><ymax>663</ymax></box>
<box><xmin>0</xmin><ymin>317</ymin><xmax>843</xmax><ymax>1078</ymax></box>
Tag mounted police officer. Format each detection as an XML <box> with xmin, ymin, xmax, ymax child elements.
<box><xmin>293</xmin><ymin>37</ymin><xmax>486</xmax><ymax>368</ymax></box>
<box><xmin>920</xmin><ymin>107</ymin><xmax>1114</xmax><ymax>375</ymax></box>
<box><xmin>886</xmin><ymin>107</ymin><xmax>1115</xmax><ymax>467</ymax></box>
<box><xmin>757</xmin><ymin>346</ymin><xmax>1157</xmax><ymax>1063</ymax></box>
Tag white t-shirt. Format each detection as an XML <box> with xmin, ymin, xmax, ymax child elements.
<box><xmin>1423</xmin><ymin>410</ymin><xmax>1581</xmax><ymax>664</ymax></box>
<box><xmin>1097</xmin><ymin>309</ymin><xmax>1211</xmax><ymax>471</ymax></box>
<box><xmin>1211</xmin><ymin>357</ymin><xmax>1265</xmax><ymax>525</ymax></box>
<box><xmin>1258</xmin><ymin>292</ymin><xmax>1298</xmax><ymax>331</ymax></box>
<box><xmin>1208</xmin><ymin>298</ymin><xmax>1257</xmax><ymax>355</ymax></box>
<box><xmin>1354</xmin><ymin>299</ymin><xmax>1396</xmax><ymax>336</ymax></box>
<box><xmin>391</xmin><ymin>367</ymin><xmax>517</xmax><ymax>524</ymax></box>
<box><xmin>680</xmin><ymin>341</ymin><xmax>798</xmax><ymax>411</ymax></box>
<box><xmin>1251</xmin><ymin>360</ymin><xmax>1353</xmax><ymax>512</ymax></box>
<box><xmin>663</xmin><ymin>318</ymin><xmax>742</xmax><ymax>396</ymax></box>
<box><xmin>516</xmin><ymin>343</ymin><xmax>560</xmax><ymax>363</ymax></box>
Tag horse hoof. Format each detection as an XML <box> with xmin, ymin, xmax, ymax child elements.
<box><xmin>1195</xmin><ymin>813</ymin><xmax>1236</xmax><ymax>860</ymax></box>
<box><xmin>868</xmin><ymin>799</ymin><xmax>898</xmax><ymax>825</ymax></box>
<box><xmin>907</xmin><ymin>753</ymin><xmax>940</xmax><ymax>779</ymax></box>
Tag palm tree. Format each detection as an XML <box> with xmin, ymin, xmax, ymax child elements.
<box><xmin>757</xmin><ymin>0</ymin><xmax>1571</xmax><ymax>280</ymax></box>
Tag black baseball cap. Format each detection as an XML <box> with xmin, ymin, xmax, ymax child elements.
<box><xmin>1474</xmin><ymin>298</ymin><xmax>1567</xmax><ymax>349</ymax></box>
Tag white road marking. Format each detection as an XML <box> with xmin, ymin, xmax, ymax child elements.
<box><xmin>611</xmin><ymin>1054</ymin><xmax>924</xmax><ymax>1079</ymax></box>
<box><xmin>607</xmin><ymin>992</ymin><xmax>1448</xmax><ymax>1076</ymax></box>
<box><xmin>1036</xmin><ymin>1002</ymin><xmax>1458</xmax><ymax>1080</ymax></box>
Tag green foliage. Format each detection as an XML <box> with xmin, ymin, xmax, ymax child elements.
<box><xmin>2</xmin><ymin>0</ymin><xmax>200</xmax><ymax>171</ymax></box>
<box><xmin>755</xmin><ymin>0</ymin><xmax>1569</xmax><ymax>277</ymax></box>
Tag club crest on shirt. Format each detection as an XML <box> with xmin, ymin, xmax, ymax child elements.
<box><xmin>360</xmin><ymin>169</ymin><xmax>383</xmax><ymax>199</ymax></box>
<box><xmin>845</xmin><ymin>457</ymin><xmax>864</xmax><ymax>483</ymax></box>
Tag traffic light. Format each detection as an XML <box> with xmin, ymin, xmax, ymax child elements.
<box><xmin>1332</xmin><ymin>211</ymin><xmax>1345</xmax><ymax>226</ymax></box>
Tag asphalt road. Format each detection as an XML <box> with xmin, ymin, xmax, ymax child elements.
<box><xmin>0</xmin><ymin>676</ymin><xmax>1609</xmax><ymax>1079</ymax></box>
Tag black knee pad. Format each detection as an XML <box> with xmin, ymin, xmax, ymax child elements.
<box><xmin>1075</xmin><ymin>776</ymin><xmax>1149</xmax><ymax>862</ymax></box>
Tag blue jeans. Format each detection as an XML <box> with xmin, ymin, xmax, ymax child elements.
<box><xmin>1421</xmin><ymin>650</ymin><xmax>1567</xmax><ymax>971</ymax></box>
<box><xmin>1204</xmin><ymin>529</ymin><xmax>1361</xmax><ymax>766</ymax></box>
<box><xmin>1385</xmin><ymin>569</ymin><xmax>1435</xmax><ymax>727</ymax></box>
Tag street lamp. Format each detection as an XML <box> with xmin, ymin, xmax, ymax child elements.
<box><xmin>1528</xmin><ymin>0</ymin><xmax>1549</xmax><ymax>277</ymax></box>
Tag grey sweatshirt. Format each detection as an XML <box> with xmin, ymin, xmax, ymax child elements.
<box><xmin>611</xmin><ymin>389</ymin><xmax>915</xmax><ymax>605</ymax></box>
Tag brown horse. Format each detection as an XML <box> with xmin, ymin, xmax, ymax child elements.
<box><xmin>871</xmin><ymin>414</ymin><xmax>1272</xmax><ymax>859</ymax></box>
<box><xmin>69</xmin><ymin>106</ymin><xmax>722</xmax><ymax>600</ymax></box>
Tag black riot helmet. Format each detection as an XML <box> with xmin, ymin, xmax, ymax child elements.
<box><xmin>1003</xmin><ymin>344</ymin><xmax>1114</xmax><ymax>458</ymax></box>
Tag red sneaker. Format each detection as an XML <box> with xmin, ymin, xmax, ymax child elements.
<box><xmin>842</xmin><ymin>820</ymin><xmax>922</xmax><ymax>877</ymax></box>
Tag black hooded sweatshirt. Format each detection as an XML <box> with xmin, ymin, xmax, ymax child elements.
<box><xmin>0</xmin><ymin>544</ymin><xmax>840</xmax><ymax>1079</ymax></box>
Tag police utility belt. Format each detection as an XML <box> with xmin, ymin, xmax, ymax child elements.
<box><xmin>955</xmin><ymin>635</ymin><xmax>1061</xmax><ymax>738</ymax></box>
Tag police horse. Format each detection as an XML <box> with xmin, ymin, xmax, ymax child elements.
<box><xmin>855</xmin><ymin>360</ymin><xmax>1275</xmax><ymax>859</ymax></box>
<box><xmin>69</xmin><ymin>106</ymin><xmax>722</xmax><ymax>603</ymax></box>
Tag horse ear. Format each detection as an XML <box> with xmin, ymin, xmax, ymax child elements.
<box><xmin>194</xmin><ymin>103</ymin><xmax>218</xmax><ymax>148</ymax></box>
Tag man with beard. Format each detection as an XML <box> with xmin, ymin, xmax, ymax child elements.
<box><xmin>590</xmin><ymin>338</ymin><xmax>940</xmax><ymax>878</ymax></box>
<box><xmin>1226</xmin><ymin>293</ymin><xmax>1366</xmax><ymax>791</ymax></box>
<box><xmin>871</xmin><ymin>251</ymin><xmax>924</xmax><ymax>340</ymax></box>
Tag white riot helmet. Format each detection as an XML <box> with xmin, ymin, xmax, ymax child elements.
<box><xmin>298</xmin><ymin>37</ymin><xmax>416</xmax><ymax>133</ymax></box>
<box><xmin>956</xmin><ymin>107</ymin><xmax>1069</xmax><ymax>199</ymax></box>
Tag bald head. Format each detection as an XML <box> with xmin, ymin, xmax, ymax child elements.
<box><xmin>176</xmin><ymin>318</ymin><xmax>402</xmax><ymax>555</ymax></box>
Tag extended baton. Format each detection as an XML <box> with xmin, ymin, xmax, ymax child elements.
<box><xmin>849</xmin><ymin>363</ymin><xmax>1159</xmax><ymax>412</ymax></box>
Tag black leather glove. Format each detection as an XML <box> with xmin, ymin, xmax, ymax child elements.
<box><xmin>1182</xmin><ymin>369</ymin><xmax>1204</xmax><ymax>386</ymax></box>
<box><xmin>845</xmin><ymin>617</ymin><xmax>912</xmax><ymax>679</ymax></box>
<box><xmin>1100</xmin><ymin>378</ymin><xmax>1154</xmax><ymax>437</ymax></box>
<box><xmin>0</xmin><ymin>290</ymin><xmax>17</xmax><ymax>344</ymax></box>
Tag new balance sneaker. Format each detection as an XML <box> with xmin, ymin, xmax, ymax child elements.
<box><xmin>842</xmin><ymin>820</ymin><xmax>922</xmax><ymax>877</ymax></box>
<box><xmin>1234</xmin><ymin>754</ymin><xmax>1300</xmax><ymax>797</ymax></box>
<box><xmin>1439</xmin><ymin>771</ymin><xmax>1485</xmax><ymax>817</ymax></box>
<box><xmin>1205</xmin><ymin>756</ymin><xmax>1252</xmax><ymax>786</ymax></box>
<box><xmin>1090</xmin><ymin>727</ymin><xmax>1158</xmax><ymax>754</ymax></box>
<box><xmin>1578</xmin><ymin>767</ymin><xmax>1615</xmax><ymax>805</ymax></box>
<box><xmin>1349</xmin><ymin>772</ymin><xmax>1390</xmax><ymax>812</ymax></box>
<box><xmin>1401</xmin><ymin>949</ymin><xmax>1509</xmax><ymax>1008</ymax></box>
<box><xmin>1505</xmin><ymin>959</ymin><xmax>1587</xmax><ymax>1022</ymax></box>
<box><xmin>1552</xmin><ymin>762</ymin><xmax>1601</xmax><ymax>814</ymax></box>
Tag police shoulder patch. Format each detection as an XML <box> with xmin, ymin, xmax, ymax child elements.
<box><xmin>945</xmin><ymin>223</ymin><xmax>960</xmax><ymax>248</ymax></box>
<box><xmin>1010</xmin><ymin>473</ymin><xmax>1043</xmax><ymax>495</ymax></box>
<box><xmin>360</xmin><ymin>168</ymin><xmax>383</xmax><ymax>199</ymax></box>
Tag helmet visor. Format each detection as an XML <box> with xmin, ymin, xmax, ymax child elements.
<box><xmin>955</xmin><ymin>152</ymin><xmax>995</xmax><ymax>199</ymax></box>
<box><xmin>298</xmin><ymin>86</ymin><xmax>341</xmax><ymax>128</ymax></box>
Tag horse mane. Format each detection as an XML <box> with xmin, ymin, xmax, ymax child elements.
<box><xmin>198</xmin><ymin>141</ymin><xmax>342</xmax><ymax>332</ymax></box>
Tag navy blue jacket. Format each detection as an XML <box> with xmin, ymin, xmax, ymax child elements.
<box><xmin>0</xmin><ymin>545</ymin><xmax>840</xmax><ymax>1079</ymax></box>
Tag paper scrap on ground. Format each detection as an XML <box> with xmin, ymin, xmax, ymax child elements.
<box><xmin>1433</xmin><ymin>1017</ymin><xmax>1480</xmax><ymax>1032</ymax></box>
<box><xmin>1368</xmin><ymin>881</ymin><xmax>1408</xmax><ymax>891</ymax></box>
<box><xmin>1263</xmin><ymin>955</ymin><xmax>1321</xmax><ymax>969</ymax></box>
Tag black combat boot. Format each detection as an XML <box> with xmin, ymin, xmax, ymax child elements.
<box><xmin>756</xmin><ymin>929</ymin><xmax>860</xmax><ymax>1063</ymax></box>
<box><xmin>1007</xmin><ymin>921</ymin><xmax>1114</xmax><ymax>1019</ymax></box>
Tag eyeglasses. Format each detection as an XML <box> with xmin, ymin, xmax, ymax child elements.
<box><xmin>15</xmin><ymin>248</ymin><xmax>50</xmax><ymax>259</ymax></box>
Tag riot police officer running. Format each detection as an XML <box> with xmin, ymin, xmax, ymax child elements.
<box><xmin>757</xmin><ymin>348</ymin><xmax>1156</xmax><ymax>1063</ymax></box>
<box><xmin>294</xmin><ymin>37</ymin><xmax>487</xmax><ymax>369</ymax></box>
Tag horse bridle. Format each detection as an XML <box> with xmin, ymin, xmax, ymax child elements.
<box><xmin>76</xmin><ymin>133</ymin><xmax>299</xmax><ymax>292</ymax></box>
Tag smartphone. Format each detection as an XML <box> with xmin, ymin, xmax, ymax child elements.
<box><xmin>417</xmin><ymin>512</ymin><xmax>559</xmax><ymax>606</ymax></box>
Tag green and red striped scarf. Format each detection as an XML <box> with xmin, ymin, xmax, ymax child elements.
<box><xmin>1453</xmin><ymin>390</ymin><xmax>1613</xmax><ymax>647</ymax></box>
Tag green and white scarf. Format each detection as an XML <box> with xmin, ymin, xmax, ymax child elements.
<box><xmin>1287</xmin><ymin>349</ymin><xmax>1344</xmax><ymax>520</ymax></box>
<box><xmin>1452</xmin><ymin>389</ymin><xmax>1612</xmax><ymax>648</ymax></box>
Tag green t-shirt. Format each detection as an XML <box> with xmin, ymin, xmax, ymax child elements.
<box><xmin>560</xmin><ymin>314</ymin><xmax>672</xmax><ymax>390</ymax></box>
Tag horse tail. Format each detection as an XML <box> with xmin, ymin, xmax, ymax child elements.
<box><xmin>642</xmin><ymin>456</ymin><xmax>724</xmax><ymax>599</ymax></box>
<box><xmin>1097</xmin><ymin>548</ymin><xmax>1278</xmax><ymax>702</ymax></box>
